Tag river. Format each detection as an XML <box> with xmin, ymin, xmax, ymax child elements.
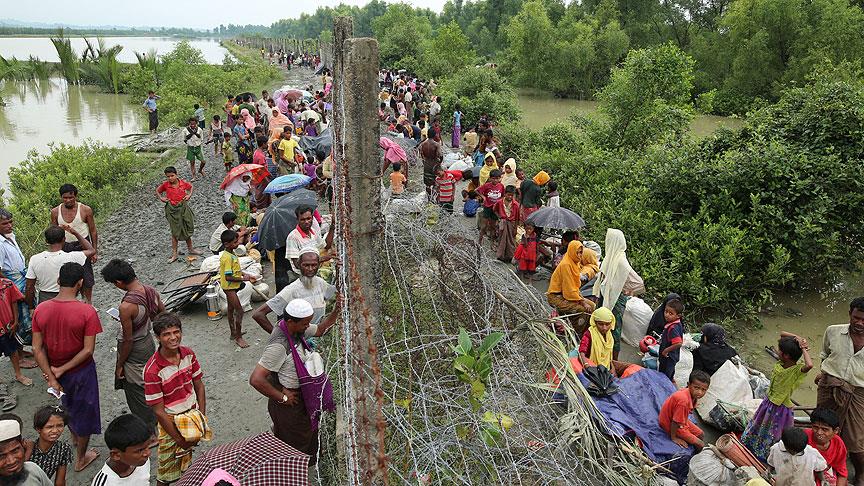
<box><xmin>0</xmin><ymin>36</ymin><xmax>228</xmax><ymax>64</ymax></box>
<box><xmin>516</xmin><ymin>89</ymin><xmax>743</xmax><ymax>137</ymax></box>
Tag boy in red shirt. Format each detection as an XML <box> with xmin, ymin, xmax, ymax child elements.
<box><xmin>658</xmin><ymin>370</ymin><xmax>710</xmax><ymax>451</ymax></box>
<box><xmin>476</xmin><ymin>169</ymin><xmax>504</xmax><ymax>246</ymax></box>
<box><xmin>32</xmin><ymin>262</ymin><xmax>103</xmax><ymax>472</ymax></box>
<box><xmin>156</xmin><ymin>166</ymin><xmax>202</xmax><ymax>263</ymax></box>
<box><xmin>807</xmin><ymin>408</ymin><xmax>849</xmax><ymax>486</ymax></box>
<box><xmin>434</xmin><ymin>167</ymin><xmax>456</xmax><ymax>214</ymax></box>
<box><xmin>0</xmin><ymin>276</ymin><xmax>29</xmax><ymax>387</ymax></box>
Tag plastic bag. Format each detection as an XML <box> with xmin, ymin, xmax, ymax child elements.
<box><xmin>621</xmin><ymin>296</ymin><xmax>653</xmax><ymax>347</ymax></box>
<box><xmin>695</xmin><ymin>360</ymin><xmax>762</xmax><ymax>425</ymax></box>
<box><xmin>674</xmin><ymin>346</ymin><xmax>694</xmax><ymax>388</ymax></box>
<box><xmin>686</xmin><ymin>448</ymin><xmax>737</xmax><ymax>486</ymax></box>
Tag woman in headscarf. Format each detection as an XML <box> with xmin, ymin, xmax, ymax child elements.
<box><xmin>647</xmin><ymin>293</ymin><xmax>682</xmax><ymax>337</ymax></box>
<box><xmin>519</xmin><ymin>171</ymin><xmax>550</xmax><ymax>221</ymax></box>
<box><xmin>478</xmin><ymin>152</ymin><xmax>497</xmax><ymax>185</ymax></box>
<box><xmin>592</xmin><ymin>229</ymin><xmax>644</xmax><ymax>359</ymax></box>
<box><xmin>500</xmin><ymin>158</ymin><xmax>519</xmax><ymax>189</ymax></box>
<box><xmin>379</xmin><ymin>137</ymin><xmax>408</xmax><ymax>178</ymax></box>
<box><xmin>224</xmin><ymin>174</ymin><xmax>252</xmax><ymax>226</ymax></box>
<box><xmin>547</xmin><ymin>241</ymin><xmax>597</xmax><ymax>326</ymax></box>
<box><xmin>692</xmin><ymin>323</ymin><xmax>738</xmax><ymax>376</ymax></box>
<box><xmin>241</xmin><ymin>108</ymin><xmax>256</xmax><ymax>130</ymax></box>
<box><xmin>574</xmin><ymin>307</ymin><xmax>616</xmax><ymax>371</ymax></box>
<box><xmin>269</xmin><ymin>108</ymin><xmax>292</xmax><ymax>132</ymax></box>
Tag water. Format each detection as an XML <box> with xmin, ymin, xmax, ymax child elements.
<box><xmin>516</xmin><ymin>90</ymin><xmax>744</xmax><ymax>137</ymax></box>
<box><xmin>0</xmin><ymin>77</ymin><xmax>143</xmax><ymax>185</ymax></box>
<box><xmin>0</xmin><ymin>36</ymin><xmax>228</xmax><ymax>64</ymax></box>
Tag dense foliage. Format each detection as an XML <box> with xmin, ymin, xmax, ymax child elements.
<box><xmin>502</xmin><ymin>60</ymin><xmax>864</xmax><ymax>317</ymax></box>
<box><xmin>436</xmin><ymin>67</ymin><xmax>521</xmax><ymax>129</ymax></box>
<box><xmin>4</xmin><ymin>142</ymin><xmax>152</xmax><ymax>258</ymax></box>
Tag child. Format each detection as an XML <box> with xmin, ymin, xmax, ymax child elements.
<box><xmin>546</xmin><ymin>181</ymin><xmax>560</xmax><ymax>208</ymax></box>
<box><xmin>514</xmin><ymin>222</ymin><xmax>541</xmax><ymax>278</ymax></box>
<box><xmin>209</xmin><ymin>115</ymin><xmax>223</xmax><ymax>157</ymax></box>
<box><xmin>0</xmin><ymin>276</ymin><xmax>30</xmax><ymax>386</ymax></box>
<box><xmin>183</xmin><ymin>117</ymin><xmax>205</xmax><ymax>180</ymax></box>
<box><xmin>658</xmin><ymin>299</ymin><xmax>685</xmax><ymax>382</ymax></box>
<box><xmin>91</xmin><ymin>414</ymin><xmax>152</xmax><ymax>485</ymax></box>
<box><xmin>476</xmin><ymin>169</ymin><xmax>504</xmax><ymax>246</ymax></box>
<box><xmin>658</xmin><ymin>370</ymin><xmax>710</xmax><ymax>450</ymax></box>
<box><xmin>494</xmin><ymin>185</ymin><xmax>520</xmax><ymax>262</ymax></box>
<box><xmin>577</xmin><ymin>307</ymin><xmax>616</xmax><ymax>371</ymax></box>
<box><xmin>193</xmin><ymin>103</ymin><xmax>205</xmax><ymax>129</ymax></box>
<box><xmin>378</xmin><ymin>102</ymin><xmax>388</xmax><ymax>121</ymax></box>
<box><xmin>434</xmin><ymin>167</ymin><xmax>456</xmax><ymax>214</ymax></box>
<box><xmin>30</xmin><ymin>405</ymin><xmax>73</xmax><ymax>484</ymax></box>
<box><xmin>768</xmin><ymin>427</ymin><xmax>827</xmax><ymax>486</ymax></box>
<box><xmin>806</xmin><ymin>408</ymin><xmax>848</xmax><ymax>486</ymax></box>
<box><xmin>156</xmin><ymin>167</ymin><xmax>201</xmax><ymax>263</ymax></box>
<box><xmin>390</xmin><ymin>163</ymin><xmax>407</xmax><ymax>196</ymax></box>
<box><xmin>741</xmin><ymin>333</ymin><xmax>813</xmax><ymax>461</ymax></box>
<box><xmin>463</xmin><ymin>191</ymin><xmax>481</xmax><ymax>217</ymax></box>
<box><xmin>219</xmin><ymin>230</ymin><xmax>257</xmax><ymax>349</ymax></box>
<box><xmin>452</xmin><ymin>103</ymin><xmax>462</xmax><ymax>149</ymax></box>
<box><xmin>222</xmin><ymin>132</ymin><xmax>234</xmax><ymax>171</ymax></box>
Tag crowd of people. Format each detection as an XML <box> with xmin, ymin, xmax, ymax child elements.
<box><xmin>0</xmin><ymin>58</ymin><xmax>859</xmax><ymax>486</ymax></box>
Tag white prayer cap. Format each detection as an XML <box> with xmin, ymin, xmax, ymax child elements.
<box><xmin>0</xmin><ymin>420</ymin><xmax>20</xmax><ymax>441</ymax></box>
<box><xmin>284</xmin><ymin>299</ymin><xmax>314</xmax><ymax>319</ymax></box>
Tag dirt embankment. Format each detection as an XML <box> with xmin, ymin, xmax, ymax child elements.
<box><xmin>4</xmin><ymin>66</ymin><xmax>319</xmax><ymax>485</ymax></box>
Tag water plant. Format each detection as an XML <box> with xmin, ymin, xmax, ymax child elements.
<box><xmin>50</xmin><ymin>32</ymin><xmax>80</xmax><ymax>84</ymax></box>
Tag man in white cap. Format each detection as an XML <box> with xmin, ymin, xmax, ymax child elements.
<box><xmin>248</xmin><ymin>298</ymin><xmax>338</xmax><ymax>464</ymax></box>
<box><xmin>251</xmin><ymin>250</ymin><xmax>335</xmax><ymax>334</ymax></box>
<box><xmin>0</xmin><ymin>417</ymin><xmax>52</xmax><ymax>484</ymax></box>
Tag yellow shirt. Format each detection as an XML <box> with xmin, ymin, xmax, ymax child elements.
<box><xmin>219</xmin><ymin>251</ymin><xmax>242</xmax><ymax>290</ymax></box>
<box><xmin>278</xmin><ymin>138</ymin><xmax>300</xmax><ymax>161</ymax></box>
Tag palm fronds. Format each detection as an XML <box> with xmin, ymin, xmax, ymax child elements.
<box><xmin>0</xmin><ymin>56</ymin><xmax>50</xmax><ymax>82</ymax></box>
<box><xmin>79</xmin><ymin>38</ymin><xmax>123</xmax><ymax>93</ymax></box>
<box><xmin>134</xmin><ymin>48</ymin><xmax>161</xmax><ymax>87</ymax></box>
<box><xmin>49</xmin><ymin>34</ymin><xmax>80</xmax><ymax>83</ymax></box>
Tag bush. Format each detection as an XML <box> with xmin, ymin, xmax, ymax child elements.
<box><xmin>437</xmin><ymin>67</ymin><xmax>521</xmax><ymax>129</ymax></box>
<box><xmin>4</xmin><ymin>142</ymin><xmax>150</xmax><ymax>257</ymax></box>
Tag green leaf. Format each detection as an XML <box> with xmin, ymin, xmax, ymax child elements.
<box><xmin>457</xmin><ymin>328</ymin><xmax>472</xmax><ymax>354</ymax></box>
<box><xmin>453</xmin><ymin>355</ymin><xmax>476</xmax><ymax>374</ymax></box>
<box><xmin>479</xmin><ymin>332</ymin><xmax>505</xmax><ymax>354</ymax></box>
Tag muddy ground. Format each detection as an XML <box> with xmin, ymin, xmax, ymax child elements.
<box><xmin>0</xmin><ymin>65</ymin><xmax>320</xmax><ymax>485</ymax></box>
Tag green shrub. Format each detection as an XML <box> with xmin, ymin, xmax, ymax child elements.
<box><xmin>4</xmin><ymin>142</ymin><xmax>151</xmax><ymax>257</ymax></box>
<box><xmin>437</xmin><ymin>67</ymin><xmax>521</xmax><ymax>129</ymax></box>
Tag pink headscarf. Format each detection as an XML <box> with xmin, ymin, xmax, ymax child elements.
<box><xmin>241</xmin><ymin>108</ymin><xmax>255</xmax><ymax>130</ymax></box>
<box><xmin>379</xmin><ymin>137</ymin><xmax>407</xmax><ymax>164</ymax></box>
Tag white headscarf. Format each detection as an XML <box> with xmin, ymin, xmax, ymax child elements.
<box><xmin>592</xmin><ymin>228</ymin><xmax>633</xmax><ymax>307</ymax></box>
<box><xmin>224</xmin><ymin>176</ymin><xmax>251</xmax><ymax>206</ymax></box>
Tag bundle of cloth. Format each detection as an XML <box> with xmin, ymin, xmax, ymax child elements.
<box><xmin>200</xmin><ymin>246</ymin><xmax>270</xmax><ymax>312</ymax></box>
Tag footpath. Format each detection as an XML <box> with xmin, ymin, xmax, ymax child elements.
<box><xmin>5</xmin><ymin>66</ymin><xmax>319</xmax><ymax>486</ymax></box>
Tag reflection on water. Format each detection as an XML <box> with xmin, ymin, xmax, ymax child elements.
<box><xmin>516</xmin><ymin>90</ymin><xmax>744</xmax><ymax>137</ymax></box>
<box><xmin>0</xmin><ymin>77</ymin><xmax>143</xmax><ymax>185</ymax></box>
<box><xmin>0</xmin><ymin>37</ymin><xmax>228</xmax><ymax>64</ymax></box>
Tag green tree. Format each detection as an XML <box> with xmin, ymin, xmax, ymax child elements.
<box><xmin>503</xmin><ymin>1</ymin><xmax>555</xmax><ymax>88</ymax></box>
<box><xmin>437</xmin><ymin>67</ymin><xmax>521</xmax><ymax>129</ymax></box>
<box><xmin>372</xmin><ymin>4</ymin><xmax>434</xmax><ymax>68</ymax></box>
<box><xmin>417</xmin><ymin>21</ymin><xmax>476</xmax><ymax>80</ymax></box>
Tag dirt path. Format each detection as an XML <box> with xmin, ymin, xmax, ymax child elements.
<box><xmin>0</xmin><ymin>66</ymin><xmax>319</xmax><ymax>485</ymax></box>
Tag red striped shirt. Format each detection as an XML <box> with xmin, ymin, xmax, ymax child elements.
<box><xmin>435</xmin><ymin>176</ymin><xmax>456</xmax><ymax>203</ymax></box>
<box><xmin>143</xmin><ymin>346</ymin><xmax>202</xmax><ymax>415</ymax></box>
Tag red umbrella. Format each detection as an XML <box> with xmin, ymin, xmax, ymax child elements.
<box><xmin>177</xmin><ymin>432</ymin><xmax>309</xmax><ymax>486</ymax></box>
<box><xmin>219</xmin><ymin>164</ymin><xmax>267</xmax><ymax>190</ymax></box>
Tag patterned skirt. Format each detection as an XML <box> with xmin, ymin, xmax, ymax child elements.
<box><xmin>739</xmin><ymin>399</ymin><xmax>793</xmax><ymax>461</ymax></box>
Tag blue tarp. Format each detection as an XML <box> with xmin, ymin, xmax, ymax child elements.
<box><xmin>579</xmin><ymin>368</ymin><xmax>694</xmax><ymax>483</ymax></box>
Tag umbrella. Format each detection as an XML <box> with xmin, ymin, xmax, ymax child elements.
<box><xmin>257</xmin><ymin>189</ymin><xmax>317</xmax><ymax>250</ymax></box>
<box><xmin>219</xmin><ymin>164</ymin><xmax>267</xmax><ymax>190</ymax></box>
<box><xmin>236</xmin><ymin>92</ymin><xmax>257</xmax><ymax>102</ymax></box>
<box><xmin>583</xmin><ymin>364</ymin><xmax>619</xmax><ymax>397</ymax></box>
<box><xmin>300</xmin><ymin>127</ymin><xmax>332</xmax><ymax>158</ymax></box>
<box><xmin>264</xmin><ymin>174</ymin><xmax>312</xmax><ymax>195</ymax></box>
<box><xmin>525</xmin><ymin>206</ymin><xmax>586</xmax><ymax>230</ymax></box>
<box><xmin>177</xmin><ymin>432</ymin><xmax>308</xmax><ymax>486</ymax></box>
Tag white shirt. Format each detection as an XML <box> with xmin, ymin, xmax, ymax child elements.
<box><xmin>429</xmin><ymin>101</ymin><xmax>441</xmax><ymax>119</ymax></box>
<box><xmin>285</xmin><ymin>228</ymin><xmax>325</xmax><ymax>273</ymax></box>
<box><xmin>547</xmin><ymin>195</ymin><xmax>560</xmax><ymax>208</ymax></box>
<box><xmin>767</xmin><ymin>443</ymin><xmax>827</xmax><ymax>486</ymax></box>
<box><xmin>267</xmin><ymin>275</ymin><xmax>335</xmax><ymax>324</ymax></box>
<box><xmin>25</xmin><ymin>250</ymin><xmax>87</xmax><ymax>292</ymax></box>
<box><xmin>90</xmin><ymin>459</ymin><xmax>150</xmax><ymax>486</ymax></box>
<box><xmin>0</xmin><ymin>234</ymin><xmax>25</xmax><ymax>274</ymax></box>
<box><xmin>208</xmin><ymin>223</ymin><xmax>240</xmax><ymax>253</ymax></box>
<box><xmin>183</xmin><ymin>127</ymin><xmax>204</xmax><ymax>147</ymax></box>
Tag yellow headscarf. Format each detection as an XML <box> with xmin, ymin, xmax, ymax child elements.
<box><xmin>547</xmin><ymin>241</ymin><xmax>585</xmax><ymax>301</ymax></box>
<box><xmin>533</xmin><ymin>171</ymin><xmax>550</xmax><ymax>186</ymax></box>
<box><xmin>479</xmin><ymin>152</ymin><xmax>498</xmax><ymax>185</ymax></box>
<box><xmin>587</xmin><ymin>307</ymin><xmax>616</xmax><ymax>369</ymax></box>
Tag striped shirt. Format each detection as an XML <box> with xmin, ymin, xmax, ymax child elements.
<box><xmin>143</xmin><ymin>346</ymin><xmax>202</xmax><ymax>415</ymax></box>
<box><xmin>435</xmin><ymin>176</ymin><xmax>456</xmax><ymax>203</ymax></box>
<box><xmin>90</xmin><ymin>459</ymin><xmax>150</xmax><ymax>485</ymax></box>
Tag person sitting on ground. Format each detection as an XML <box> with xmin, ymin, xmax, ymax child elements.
<box><xmin>691</xmin><ymin>323</ymin><xmax>739</xmax><ymax>376</ymax></box>
<box><xmin>576</xmin><ymin>307</ymin><xmax>616</xmax><ymax>372</ymax></box>
<box><xmin>546</xmin><ymin>241</ymin><xmax>597</xmax><ymax>325</ymax></box>
<box><xmin>462</xmin><ymin>191</ymin><xmax>481</xmax><ymax>218</ymax></box>
<box><xmin>90</xmin><ymin>414</ymin><xmax>151</xmax><ymax>486</ymax></box>
<box><xmin>25</xmin><ymin>225</ymin><xmax>95</xmax><ymax>307</ymax></box>
<box><xmin>285</xmin><ymin>206</ymin><xmax>333</xmax><ymax>284</ymax></box>
<box><xmin>658</xmin><ymin>370</ymin><xmax>710</xmax><ymax>451</ymax></box>
<box><xmin>208</xmin><ymin>212</ymin><xmax>247</xmax><ymax>255</ymax></box>
<box><xmin>806</xmin><ymin>408</ymin><xmax>848</xmax><ymax>486</ymax></box>
<box><xmin>0</xmin><ymin>417</ymin><xmax>52</xmax><ymax>485</ymax></box>
<box><xmin>769</xmin><ymin>426</ymin><xmax>828</xmax><ymax>486</ymax></box>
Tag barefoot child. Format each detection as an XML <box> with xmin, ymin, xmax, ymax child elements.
<box><xmin>183</xmin><ymin>118</ymin><xmax>205</xmax><ymax>180</ymax></box>
<box><xmin>768</xmin><ymin>426</ymin><xmax>827</xmax><ymax>486</ymax></box>
<box><xmin>156</xmin><ymin>167</ymin><xmax>202</xmax><ymax>263</ymax></box>
<box><xmin>741</xmin><ymin>333</ymin><xmax>813</xmax><ymax>461</ymax></box>
<box><xmin>209</xmin><ymin>115</ymin><xmax>223</xmax><ymax>157</ymax></box>
<box><xmin>29</xmin><ymin>405</ymin><xmax>73</xmax><ymax>485</ymax></box>
<box><xmin>389</xmin><ymin>163</ymin><xmax>406</xmax><ymax>197</ymax></box>
<box><xmin>222</xmin><ymin>133</ymin><xmax>234</xmax><ymax>172</ymax></box>
<box><xmin>658</xmin><ymin>370</ymin><xmax>710</xmax><ymax>451</ymax></box>
<box><xmin>90</xmin><ymin>414</ymin><xmax>152</xmax><ymax>485</ymax></box>
<box><xmin>219</xmin><ymin>231</ymin><xmax>257</xmax><ymax>348</ymax></box>
<box><xmin>658</xmin><ymin>299</ymin><xmax>685</xmax><ymax>382</ymax></box>
<box><xmin>0</xmin><ymin>276</ymin><xmax>31</xmax><ymax>386</ymax></box>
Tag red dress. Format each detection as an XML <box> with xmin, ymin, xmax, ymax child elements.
<box><xmin>514</xmin><ymin>235</ymin><xmax>539</xmax><ymax>272</ymax></box>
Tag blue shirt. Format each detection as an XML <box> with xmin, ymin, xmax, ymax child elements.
<box><xmin>660</xmin><ymin>321</ymin><xmax>683</xmax><ymax>363</ymax></box>
<box><xmin>453</xmin><ymin>111</ymin><xmax>461</xmax><ymax>126</ymax></box>
<box><xmin>0</xmin><ymin>234</ymin><xmax>26</xmax><ymax>274</ymax></box>
<box><xmin>143</xmin><ymin>98</ymin><xmax>157</xmax><ymax>111</ymax></box>
<box><xmin>463</xmin><ymin>199</ymin><xmax>480</xmax><ymax>217</ymax></box>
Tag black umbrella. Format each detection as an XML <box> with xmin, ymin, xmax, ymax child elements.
<box><xmin>525</xmin><ymin>206</ymin><xmax>586</xmax><ymax>230</ymax></box>
<box><xmin>257</xmin><ymin>189</ymin><xmax>318</xmax><ymax>251</ymax></box>
<box><xmin>583</xmin><ymin>364</ymin><xmax>618</xmax><ymax>397</ymax></box>
<box><xmin>237</xmin><ymin>92</ymin><xmax>258</xmax><ymax>102</ymax></box>
<box><xmin>300</xmin><ymin>128</ymin><xmax>332</xmax><ymax>160</ymax></box>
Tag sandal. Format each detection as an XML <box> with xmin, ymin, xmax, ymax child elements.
<box><xmin>1</xmin><ymin>395</ymin><xmax>17</xmax><ymax>412</ymax></box>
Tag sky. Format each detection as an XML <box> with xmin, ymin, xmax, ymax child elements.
<box><xmin>10</xmin><ymin>0</ymin><xmax>449</xmax><ymax>30</ymax></box>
